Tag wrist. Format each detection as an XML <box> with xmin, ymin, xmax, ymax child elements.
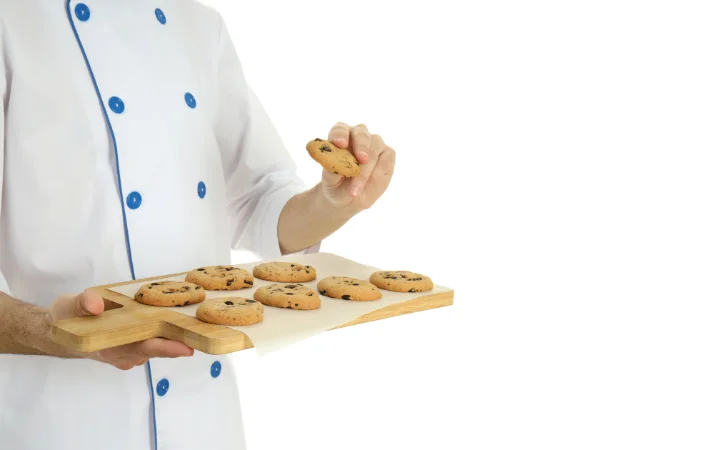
<box><xmin>0</xmin><ymin>292</ymin><xmax>80</xmax><ymax>357</ymax></box>
<box><xmin>277</xmin><ymin>183</ymin><xmax>361</xmax><ymax>255</ymax></box>
<box><xmin>311</xmin><ymin>183</ymin><xmax>362</xmax><ymax>220</ymax></box>
<box><xmin>21</xmin><ymin>306</ymin><xmax>60</xmax><ymax>355</ymax></box>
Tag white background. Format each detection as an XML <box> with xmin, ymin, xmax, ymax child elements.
<box><xmin>204</xmin><ymin>1</ymin><xmax>719</xmax><ymax>449</ymax></box>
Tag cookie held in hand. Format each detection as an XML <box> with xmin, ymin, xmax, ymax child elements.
<box><xmin>185</xmin><ymin>266</ymin><xmax>254</xmax><ymax>291</ymax></box>
<box><xmin>369</xmin><ymin>271</ymin><xmax>433</xmax><ymax>293</ymax></box>
<box><xmin>196</xmin><ymin>297</ymin><xmax>264</xmax><ymax>326</ymax></box>
<box><xmin>306</xmin><ymin>138</ymin><xmax>362</xmax><ymax>177</ymax></box>
<box><xmin>253</xmin><ymin>262</ymin><xmax>317</xmax><ymax>283</ymax></box>
<box><xmin>134</xmin><ymin>281</ymin><xmax>206</xmax><ymax>307</ymax></box>
<box><xmin>254</xmin><ymin>284</ymin><xmax>321</xmax><ymax>310</ymax></box>
<box><xmin>317</xmin><ymin>276</ymin><xmax>382</xmax><ymax>301</ymax></box>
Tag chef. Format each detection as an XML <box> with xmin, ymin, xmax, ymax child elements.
<box><xmin>0</xmin><ymin>2</ymin><xmax>395</xmax><ymax>449</ymax></box>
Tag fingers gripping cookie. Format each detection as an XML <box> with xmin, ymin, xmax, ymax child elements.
<box><xmin>306</xmin><ymin>138</ymin><xmax>362</xmax><ymax>177</ymax></box>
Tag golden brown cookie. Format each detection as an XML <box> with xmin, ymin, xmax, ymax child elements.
<box><xmin>369</xmin><ymin>271</ymin><xmax>434</xmax><ymax>293</ymax></box>
<box><xmin>185</xmin><ymin>266</ymin><xmax>254</xmax><ymax>291</ymax></box>
<box><xmin>254</xmin><ymin>284</ymin><xmax>321</xmax><ymax>310</ymax></box>
<box><xmin>134</xmin><ymin>281</ymin><xmax>206</xmax><ymax>307</ymax></box>
<box><xmin>253</xmin><ymin>262</ymin><xmax>317</xmax><ymax>283</ymax></box>
<box><xmin>195</xmin><ymin>297</ymin><xmax>264</xmax><ymax>326</ymax></box>
<box><xmin>316</xmin><ymin>276</ymin><xmax>382</xmax><ymax>301</ymax></box>
<box><xmin>306</xmin><ymin>138</ymin><xmax>362</xmax><ymax>177</ymax></box>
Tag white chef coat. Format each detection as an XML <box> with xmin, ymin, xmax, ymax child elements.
<box><xmin>0</xmin><ymin>1</ymin><xmax>317</xmax><ymax>449</ymax></box>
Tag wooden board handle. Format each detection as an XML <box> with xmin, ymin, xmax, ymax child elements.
<box><xmin>51</xmin><ymin>307</ymin><xmax>163</xmax><ymax>353</ymax></box>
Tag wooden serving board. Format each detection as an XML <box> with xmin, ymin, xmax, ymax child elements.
<box><xmin>50</xmin><ymin>253</ymin><xmax>454</xmax><ymax>355</ymax></box>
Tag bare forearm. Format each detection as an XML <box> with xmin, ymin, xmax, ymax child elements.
<box><xmin>0</xmin><ymin>292</ymin><xmax>75</xmax><ymax>356</ymax></box>
<box><xmin>278</xmin><ymin>183</ymin><xmax>359</xmax><ymax>254</ymax></box>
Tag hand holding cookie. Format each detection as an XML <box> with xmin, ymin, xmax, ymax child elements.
<box><xmin>318</xmin><ymin>122</ymin><xmax>396</xmax><ymax>211</ymax></box>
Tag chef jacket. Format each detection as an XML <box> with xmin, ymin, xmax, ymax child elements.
<box><xmin>0</xmin><ymin>1</ymin><xmax>317</xmax><ymax>449</ymax></box>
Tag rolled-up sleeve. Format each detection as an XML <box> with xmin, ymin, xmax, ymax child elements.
<box><xmin>212</xmin><ymin>15</ymin><xmax>320</xmax><ymax>259</ymax></box>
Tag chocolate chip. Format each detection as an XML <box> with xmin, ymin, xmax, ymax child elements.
<box><xmin>342</xmin><ymin>295</ymin><xmax>351</xmax><ymax>300</ymax></box>
<box><xmin>306</xmin><ymin>270</ymin><xmax>310</xmax><ymax>273</ymax></box>
<box><xmin>409</xmin><ymin>288</ymin><xmax>416</xmax><ymax>293</ymax></box>
<box><xmin>306</xmin><ymin>265</ymin><xmax>311</xmax><ymax>268</ymax></box>
<box><xmin>307</xmin><ymin>292</ymin><xmax>313</xmax><ymax>296</ymax></box>
<box><xmin>314</xmin><ymin>138</ymin><xmax>323</xmax><ymax>142</ymax></box>
<box><xmin>196</xmin><ymin>268</ymin><xmax>206</xmax><ymax>272</ymax></box>
<box><xmin>401</xmin><ymin>274</ymin><xmax>407</xmax><ymax>279</ymax></box>
<box><xmin>333</xmin><ymin>171</ymin><xmax>338</xmax><ymax>174</ymax></box>
<box><xmin>247</xmin><ymin>300</ymin><xmax>257</xmax><ymax>303</ymax></box>
<box><xmin>138</xmin><ymin>293</ymin><xmax>144</xmax><ymax>298</ymax></box>
<box><xmin>151</xmin><ymin>283</ymin><xmax>160</xmax><ymax>286</ymax></box>
<box><xmin>287</xmin><ymin>293</ymin><xmax>295</xmax><ymax>296</ymax></box>
<box><xmin>320</xmin><ymin>146</ymin><xmax>332</xmax><ymax>153</ymax></box>
<box><xmin>225</xmin><ymin>300</ymin><xmax>234</xmax><ymax>306</ymax></box>
<box><xmin>195</xmin><ymin>286</ymin><xmax>201</xmax><ymax>290</ymax></box>
<box><xmin>285</xmin><ymin>285</ymin><xmax>297</xmax><ymax>289</ymax></box>
<box><xmin>286</xmin><ymin>305</ymin><xmax>292</xmax><ymax>309</ymax></box>
<box><xmin>290</xmin><ymin>264</ymin><xmax>295</xmax><ymax>267</ymax></box>
<box><xmin>295</xmin><ymin>303</ymin><xmax>299</xmax><ymax>307</ymax></box>
<box><xmin>183</xmin><ymin>301</ymin><xmax>190</xmax><ymax>306</ymax></box>
<box><xmin>352</xmin><ymin>283</ymin><xmax>359</xmax><ymax>286</ymax></box>
<box><xmin>245</xmin><ymin>280</ymin><xmax>253</xmax><ymax>285</ymax></box>
<box><xmin>181</xmin><ymin>286</ymin><xmax>190</xmax><ymax>292</ymax></box>
<box><xmin>226</xmin><ymin>279</ymin><xmax>235</xmax><ymax>287</ymax></box>
<box><xmin>409</xmin><ymin>278</ymin><xmax>422</xmax><ymax>281</ymax></box>
<box><xmin>320</xmin><ymin>290</ymin><xmax>326</xmax><ymax>295</ymax></box>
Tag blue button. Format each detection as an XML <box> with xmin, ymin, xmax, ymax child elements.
<box><xmin>210</xmin><ymin>361</ymin><xmax>222</xmax><ymax>378</ymax></box>
<box><xmin>75</xmin><ymin>3</ymin><xmax>90</xmax><ymax>21</ymax></box>
<box><xmin>197</xmin><ymin>181</ymin><xmax>206</xmax><ymax>199</ymax></box>
<box><xmin>156</xmin><ymin>378</ymin><xmax>169</xmax><ymax>396</ymax></box>
<box><xmin>109</xmin><ymin>96</ymin><xmax>125</xmax><ymax>114</ymax></box>
<box><xmin>126</xmin><ymin>191</ymin><xmax>142</xmax><ymax>210</ymax></box>
<box><xmin>185</xmin><ymin>93</ymin><xmax>197</xmax><ymax>109</ymax></box>
<box><xmin>155</xmin><ymin>8</ymin><xmax>166</xmax><ymax>25</ymax></box>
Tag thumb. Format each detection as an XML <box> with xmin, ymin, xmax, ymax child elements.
<box><xmin>321</xmin><ymin>168</ymin><xmax>344</xmax><ymax>189</ymax></box>
<box><xmin>51</xmin><ymin>290</ymin><xmax>105</xmax><ymax>321</ymax></box>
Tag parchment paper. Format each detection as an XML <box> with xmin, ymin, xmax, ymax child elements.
<box><xmin>109</xmin><ymin>252</ymin><xmax>451</xmax><ymax>356</ymax></box>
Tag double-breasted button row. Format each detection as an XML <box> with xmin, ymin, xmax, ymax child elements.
<box><xmin>155</xmin><ymin>361</ymin><xmax>223</xmax><ymax>397</ymax></box>
<box><xmin>74</xmin><ymin>3</ymin><xmax>205</xmax><ymax>210</ymax></box>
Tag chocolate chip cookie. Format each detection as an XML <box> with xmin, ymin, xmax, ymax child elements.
<box><xmin>134</xmin><ymin>281</ymin><xmax>206</xmax><ymax>307</ymax></box>
<box><xmin>195</xmin><ymin>297</ymin><xmax>264</xmax><ymax>326</ymax></box>
<box><xmin>254</xmin><ymin>284</ymin><xmax>321</xmax><ymax>310</ymax></box>
<box><xmin>306</xmin><ymin>138</ymin><xmax>362</xmax><ymax>177</ymax></box>
<box><xmin>369</xmin><ymin>271</ymin><xmax>434</xmax><ymax>293</ymax></box>
<box><xmin>185</xmin><ymin>266</ymin><xmax>254</xmax><ymax>291</ymax></box>
<box><xmin>253</xmin><ymin>262</ymin><xmax>317</xmax><ymax>283</ymax></box>
<box><xmin>316</xmin><ymin>276</ymin><xmax>382</xmax><ymax>301</ymax></box>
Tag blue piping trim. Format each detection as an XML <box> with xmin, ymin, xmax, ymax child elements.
<box><xmin>65</xmin><ymin>3</ymin><xmax>157</xmax><ymax>449</ymax></box>
<box><xmin>64</xmin><ymin>1</ymin><xmax>136</xmax><ymax>280</ymax></box>
<box><xmin>146</xmin><ymin>360</ymin><xmax>159</xmax><ymax>449</ymax></box>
